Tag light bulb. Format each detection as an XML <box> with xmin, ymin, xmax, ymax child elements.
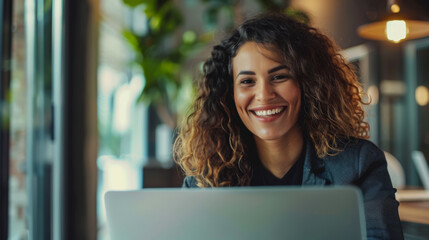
<box><xmin>416</xmin><ymin>86</ymin><xmax>429</xmax><ymax>106</ymax></box>
<box><xmin>386</xmin><ymin>20</ymin><xmax>407</xmax><ymax>43</ymax></box>
<box><xmin>390</xmin><ymin>4</ymin><xmax>400</xmax><ymax>13</ymax></box>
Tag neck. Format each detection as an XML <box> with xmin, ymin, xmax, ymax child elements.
<box><xmin>254</xmin><ymin>125</ymin><xmax>304</xmax><ymax>179</ymax></box>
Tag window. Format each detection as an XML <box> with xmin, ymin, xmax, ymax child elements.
<box><xmin>3</xmin><ymin>0</ymin><xmax>65</xmax><ymax>238</ymax></box>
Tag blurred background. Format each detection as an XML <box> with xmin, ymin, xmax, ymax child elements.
<box><xmin>1</xmin><ymin>0</ymin><xmax>429</xmax><ymax>239</ymax></box>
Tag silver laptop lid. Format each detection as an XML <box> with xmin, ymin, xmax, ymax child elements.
<box><xmin>105</xmin><ymin>186</ymin><xmax>366</xmax><ymax>240</ymax></box>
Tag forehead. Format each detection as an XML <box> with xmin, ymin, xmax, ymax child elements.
<box><xmin>232</xmin><ymin>42</ymin><xmax>284</xmax><ymax>72</ymax></box>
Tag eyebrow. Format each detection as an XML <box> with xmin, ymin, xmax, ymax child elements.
<box><xmin>236</xmin><ymin>65</ymin><xmax>289</xmax><ymax>78</ymax></box>
<box><xmin>268</xmin><ymin>65</ymin><xmax>289</xmax><ymax>74</ymax></box>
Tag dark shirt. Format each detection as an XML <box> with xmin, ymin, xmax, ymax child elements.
<box><xmin>251</xmin><ymin>144</ymin><xmax>305</xmax><ymax>186</ymax></box>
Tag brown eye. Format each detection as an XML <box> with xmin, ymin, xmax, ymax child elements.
<box><xmin>272</xmin><ymin>74</ymin><xmax>292</xmax><ymax>81</ymax></box>
<box><xmin>240</xmin><ymin>79</ymin><xmax>254</xmax><ymax>84</ymax></box>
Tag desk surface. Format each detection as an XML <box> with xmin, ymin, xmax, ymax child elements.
<box><xmin>399</xmin><ymin>200</ymin><xmax>429</xmax><ymax>225</ymax></box>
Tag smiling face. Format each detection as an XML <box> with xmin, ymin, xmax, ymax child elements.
<box><xmin>233</xmin><ymin>41</ymin><xmax>302</xmax><ymax>142</ymax></box>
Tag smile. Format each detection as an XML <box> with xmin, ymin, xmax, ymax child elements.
<box><xmin>252</xmin><ymin>107</ymin><xmax>285</xmax><ymax>117</ymax></box>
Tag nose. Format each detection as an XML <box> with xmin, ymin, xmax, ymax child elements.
<box><xmin>255</xmin><ymin>80</ymin><xmax>276</xmax><ymax>101</ymax></box>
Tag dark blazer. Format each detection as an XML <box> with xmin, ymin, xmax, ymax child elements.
<box><xmin>182</xmin><ymin>138</ymin><xmax>404</xmax><ymax>240</ymax></box>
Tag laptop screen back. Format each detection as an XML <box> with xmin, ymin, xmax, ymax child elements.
<box><xmin>104</xmin><ymin>186</ymin><xmax>366</xmax><ymax>240</ymax></box>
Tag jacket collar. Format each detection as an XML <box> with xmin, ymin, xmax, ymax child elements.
<box><xmin>302</xmin><ymin>137</ymin><xmax>332</xmax><ymax>186</ymax></box>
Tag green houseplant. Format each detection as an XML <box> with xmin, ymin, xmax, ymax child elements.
<box><xmin>122</xmin><ymin>0</ymin><xmax>208</xmax><ymax>128</ymax></box>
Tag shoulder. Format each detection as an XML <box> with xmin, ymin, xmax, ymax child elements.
<box><xmin>329</xmin><ymin>138</ymin><xmax>384</xmax><ymax>163</ymax></box>
<box><xmin>182</xmin><ymin>176</ymin><xmax>199</xmax><ymax>188</ymax></box>
<box><xmin>323</xmin><ymin>138</ymin><xmax>386</xmax><ymax>181</ymax></box>
<box><xmin>338</xmin><ymin>138</ymin><xmax>381</xmax><ymax>154</ymax></box>
<box><xmin>321</xmin><ymin>139</ymin><xmax>402</xmax><ymax>238</ymax></box>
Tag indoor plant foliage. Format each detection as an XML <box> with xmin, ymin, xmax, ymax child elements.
<box><xmin>121</xmin><ymin>0</ymin><xmax>309</xmax><ymax>129</ymax></box>
<box><xmin>122</xmin><ymin>0</ymin><xmax>207</xmax><ymax>129</ymax></box>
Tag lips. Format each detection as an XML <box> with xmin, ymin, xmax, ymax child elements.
<box><xmin>250</xmin><ymin>106</ymin><xmax>286</xmax><ymax>118</ymax></box>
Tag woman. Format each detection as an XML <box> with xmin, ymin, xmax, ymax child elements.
<box><xmin>174</xmin><ymin>13</ymin><xmax>403</xmax><ymax>239</ymax></box>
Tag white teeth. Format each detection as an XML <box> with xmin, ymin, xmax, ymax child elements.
<box><xmin>254</xmin><ymin>107</ymin><xmax>284</xmax><ymax>117</ymax></box>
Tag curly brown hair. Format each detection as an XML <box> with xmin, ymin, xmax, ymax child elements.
<box><xmin>173</xmin><ymin>13</ymin><xmax>369</xmax><ymax>187</ymax></box>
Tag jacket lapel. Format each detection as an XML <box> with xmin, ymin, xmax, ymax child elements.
<box><xmin>302</xmin><ymin>137</ymin><xmax>331</xmax><ymax>186</ymax></box>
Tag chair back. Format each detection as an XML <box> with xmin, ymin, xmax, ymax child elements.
<box><xmin>384</xmin><ymin>151</ymin><xmax>405</xmax><ymax>189</ymax></box>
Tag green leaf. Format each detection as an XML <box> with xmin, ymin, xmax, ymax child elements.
<box><xmin>182</xmin><ymin>31</ymin><xmax>197</xmax><ymax>44</ymax></box>
<box><xmin>122</xmin><ymin>30</ymin><xmax>141</xmax><ymax>53</ymax></box>
<box><xmin>157</xmin><ymin>3</ymin><xmax>183</xmax><ymax>33</ymax></box>
<box><xmin>122</xmin><ymin>0</ymin><xmax>144</xmax><ymax>7</ymax></box>
<box><xmin>285</xmin><ymin>7</ymin><xmax>310</xmax><ymax>24</ymax></box>
<box><xmin>149</xmin><ymin>15</ymin><xmax>162</xmax><ymax>31</ymax></box>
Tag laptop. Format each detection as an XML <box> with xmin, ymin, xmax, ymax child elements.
<box><xmin>104</xmin><ymin>186</ymin><xmax>366</xmax><ymax>240</ymax></box>
<box><xmin>396</xmin><ymin>151</ymin><xmax>429</xmax><ymax>201</ymax></box>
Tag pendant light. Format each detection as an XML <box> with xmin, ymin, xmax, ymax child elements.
<box><xmin>357</xmin><ymin>0</ymin><xmax>429</xmax><ymax>43</ymax></box>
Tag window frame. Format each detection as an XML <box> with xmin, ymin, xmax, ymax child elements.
<box><xmin>0</xmin><ymin>0</ymin><xmax>13</xmax><ymax>238</ymax></box>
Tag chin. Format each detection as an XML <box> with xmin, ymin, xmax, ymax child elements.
<box><xmin>254</xmin><ymin>132</ymin><xmax>286</xmax><ymax>141</ymax></box>
<box><xmin>252</xmin><ymin>124</ymin><xmax>301</xmax><ymax>142</ymax></box>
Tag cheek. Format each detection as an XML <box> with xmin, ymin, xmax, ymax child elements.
<box><xmin>234</xmin><ymin>88</ymin><xmax>249</xmax><ymax>110</ymax></box>
<box><xmin>283</xmin><ymin>83</ymin><xmax>301</xmax><ymax>104</ymax></box>
<box><xmin>291</xmin><ymin>88</ymin><xmax>302</xmax><ymax>116</ymax></box>
<box><xmin>291</xmin><ymin>91</ymin><xmax>301</xmax><ymax>105</ymax></box>
<box><xmin>234</xmin><ymin>88</ymin><xmax>252</xmax><ymax>126</ymax></box>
